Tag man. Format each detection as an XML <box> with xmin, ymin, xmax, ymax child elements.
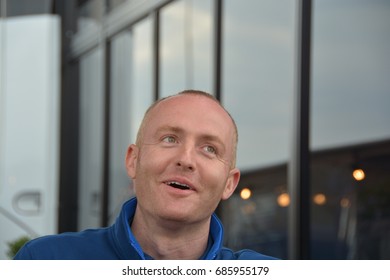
<box><xmin>15</xmin><ymin>90</ymin><xmax>276</xmax><ymax>260</ymax></box>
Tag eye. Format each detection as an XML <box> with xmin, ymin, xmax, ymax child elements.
<box><xmin>203</xmin><ymin>145</ymin><xmax>217</xmax><ymax>154</ymax></box>
<box><xmin>162</xmin><ymin>136</ymin><xmax>177</xmax><ymax>143</ymax></box>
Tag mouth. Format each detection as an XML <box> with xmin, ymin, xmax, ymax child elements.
<box><xmin>165</xmin><ymin>181</ymin><xmax>192</xmax><ymax>191</ymax></box>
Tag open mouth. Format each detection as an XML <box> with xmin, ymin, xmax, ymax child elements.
<box><xmin>165</xmin><ymin>181</ymin><xmax>191</xmax><ymax>190</ymax></box>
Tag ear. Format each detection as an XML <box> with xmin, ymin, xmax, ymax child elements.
<box><xmin>125</xmin><ymin>144</ymin><xmax>139</xmax><ymax>179</ymax></box>
<box><xmin>221</xmin><ymin>168</ymin><xmax>240</xmax><ymax>200</ymax></box>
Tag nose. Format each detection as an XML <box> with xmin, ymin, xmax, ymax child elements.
<box><xmin>176</xmin><ymin>143</ymin><xmax>196</xmax><ymax>171</ymax></box>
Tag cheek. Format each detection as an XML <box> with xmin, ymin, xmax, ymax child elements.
<box><xmin>136</xmin><ymin>147</ymin><xmax>168</xmax><ymax>176</ymax></box>
<box><xmin>201</xmin><ymin>164</ymin><xmax>230</xmax><ymax>194</ymax></box>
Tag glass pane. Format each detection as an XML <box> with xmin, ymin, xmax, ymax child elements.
<box><xmin>131</xmin><ymin>16</ymin><xmax>154</xmax><ymax>142</ymax></box>
<box><xmin>109</xmin><ymin>31</ymin><xmax>133</xmax><ymax>224</ymax></box>
<box><xmin>311</xmin><ymin>0</ymin><xmax>390</xmax><ymax>259</ymax></box>
<box><xmin>311</xmin><ymin>2</ymin><xmax>390</xmax><ymax>149</ymax></box>
<box><xmin>4</xmin><ymin>0</ymin><xmax>52</xmax><ymax>17</ymax></box>
<box><xmin>220</xmin><ymin>0</ymin><xmax>295</xmax><ymax>259</ymax></box>
<box><xmin>108</xmin><ymin>17</ymin><xmax>154</xmax><ymax>224</ymax></box>
<box><xmin>78</xmin><ymin>47</ymin><xmax>105</xmax><ymax>230</ymax></box>
<box><xmin>160</xmin><ymin>0</ymin><xmax>213</xmax><ymax>97</ymax></box>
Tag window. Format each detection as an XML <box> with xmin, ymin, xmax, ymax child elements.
<box><xmin>310</xmin><ymin>0</ymin><xmax>390</xmax><ymax>259</ymax></box>
<box><xmin>220</xmin><ymin>0</ymin><xmax>295</xmax><ymax>259</ymax></box>
<box><xmin>78</xmin><ymin>47</ymin><xmax>105</xmax><ymax>230</ymax></box>
<box><xmin>159</xmin><ymin>0</ymin><xmax>213</xmax><ymax>97</ymax></box>
<box><xmin>108</xmin><ymin>17</ymin><xmax>154</xmax><ymax>224</ymax></box>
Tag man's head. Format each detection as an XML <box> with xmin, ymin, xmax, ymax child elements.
<box><xmin>135</xmin><ymin>90</ymin><xmax>238</xmax><ymax>168</ymax></box>
<box><xmin>125</xmin><ymin>90</ymin><xmax>240</xmax><ymax>225</ymax></box>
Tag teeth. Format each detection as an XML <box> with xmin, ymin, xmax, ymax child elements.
<box><xmin>166</xmin><ymin>181</ymin><xmax>191</xmax><ymax>190</ymax></box>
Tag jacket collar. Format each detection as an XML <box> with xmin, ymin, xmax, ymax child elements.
<box><xmin>111</xmin><ymin>197</ymin><xmax>224</xmax><ymax>259</ymax></box>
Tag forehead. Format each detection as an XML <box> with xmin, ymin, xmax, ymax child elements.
<box><xmin>145</xmin><ymin>95</ymin><xmax>235</xmax><ymax>141</ymax></box>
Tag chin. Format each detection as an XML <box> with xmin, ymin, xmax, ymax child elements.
<box><xmin>157</xmin><ymin>209</ymin><xmax>197</xmax><ymax>224</ymax></box>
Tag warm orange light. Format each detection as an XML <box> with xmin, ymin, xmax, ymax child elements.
<box><xmin>340</xmin><ymin>198</ymin><xmax>351</xmax><ymax>208</ymax></box>
<box><xmin>353</xmin><ymin>168</ymin><xmax>365</xmax><ymax>181</ymax></box>
<box><xmin>240</xmin><ymin>188</ymin><xmax>252</xmax><ymax>200</ymax></box>
<box><xmin>313</xmin><ymin>193</ymin><xmax>326</xmax><ymax>205</ymax></box>
<box><xmin>277</xmin><ymin>193</ymin><xmax>290</xmax><ymax>207</ymax></box>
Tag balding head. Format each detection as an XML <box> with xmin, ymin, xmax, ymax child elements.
<box><xmin>135</xmin><ymin>90</ymin><xmax>238</xmax><ymax>168</ymax></box>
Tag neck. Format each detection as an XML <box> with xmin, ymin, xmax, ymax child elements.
<box><xmin>131</xmin><ymin>206</ymin><xmax>211</xmax><ymax>260</ymax></box>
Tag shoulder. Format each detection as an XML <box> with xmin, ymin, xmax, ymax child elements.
<box><xmin>216</xmin><ymin>247</ymin><xmax>279</xmax><ymax>260</ymax></box>
<box><xmin>14</xmin><ymin>227</ymin><xmax>113</xmax><ymax>260</ymax></box>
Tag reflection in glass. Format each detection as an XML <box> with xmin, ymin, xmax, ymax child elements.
<box><xmin>352</xmin><ymin>169</ymin><xmax>365</xmax><ymax>181</ymax></box>
<box><xmin>310</xmin><ymin>0</ymin><xmax>390</xmax><ymax>259</ymax></box>
<box><xmin>311</xmin><ymin>1</ymin><xmax>390</xmax><ymax>149</ymax></box>
<box><xmin>131</xmin><ymin>17</ymin><xmax>154</xmax><ymax>142</ymax></box>
<box><xmin>220</xmin><ymin>0</ymin><xmax>295</xmax><ymax>259</ymax></box>
<box><xmin>108</xmin><ymin>17</ymin><xmax>154</xmax><ymax>224</ymax></box>
<box><xmin>277</xmin><ymin>193</ymin><xmax>290</xmax><ymax>208</ymax></box>
<box><xmin>222</xmin><ymin>0</ymin><xmax>295</xmax><ymax>170</ymax></box>
<box><xmin>240</xmin><ymin>188</ymin><xmax>252</xmax><ymax>200</ymax></box>
<box><xmin>160</xmin><ymin>0</ymin><xmax>213</xmax><ymax>97</ymax></box>
<box><xmin>78</xmin><ymin>47</ymin><xmax>104</xmax><ymax>230</ymax></box>
<box><xmin>109</xmin><ymin>30</ymin><xmax>133</xmax><ymax>224</ymax></box>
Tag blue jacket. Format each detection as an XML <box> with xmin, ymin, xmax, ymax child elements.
<box><xmin>14</xmin><ymin>197</ymin><xmax>276</xmax><ymax>260</ymax></box>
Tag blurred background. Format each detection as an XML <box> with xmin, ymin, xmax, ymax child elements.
<box><xmin>0</xmin><ymin>0</ymin><xmax>389</xmax><ymax>260</ymax></box>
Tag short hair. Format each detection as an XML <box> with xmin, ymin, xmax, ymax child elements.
<box><xmin>135</xmin><ymin>90</ymin><xmax>239</xmax><ymax>168</ymax></box>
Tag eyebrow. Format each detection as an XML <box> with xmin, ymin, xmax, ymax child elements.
<box><xmin>155</xmin><ymin>125</ymin><xmax>184</xmax><ymax>136</ymax></box>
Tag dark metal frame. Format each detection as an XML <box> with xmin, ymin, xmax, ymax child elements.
<box><xmin>153</xmin><ymin>10</ymin><xmax>160</xmax><ymax>100</ymax></box>
<box><xmin>101</xmin><ymin>40</ymin><xmax>111</xmax><ymax>227</ymax></box>
<box><xmin>288</xmin><ymin>0</ymin><xmax>312</xmax><ymax>260</ymax></box>
<box><xmin>55</xmin><ymin>0</ymin><xmax>80</xmax><ymax>233</ymax></box>
<box><xmin>214</xmin><ymin>0</ymin><xmax>222</xmax><ymax>101</ymax></box>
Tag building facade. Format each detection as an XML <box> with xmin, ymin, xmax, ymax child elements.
<box><xmin>1</xmin><ymin>0</ymin><xmax>389</xmax><ymax>259</ymax></box>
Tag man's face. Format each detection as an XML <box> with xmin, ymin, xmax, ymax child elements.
<box><xmin>126</xmin><ymin>94</ymin><xmax>240</xmax><ymax>225</ymax></box>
